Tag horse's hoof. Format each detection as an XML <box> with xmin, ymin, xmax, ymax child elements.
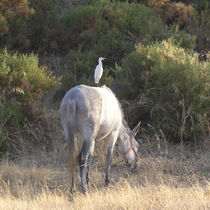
<box><xmin>131</xmin><ymin>167</ymin><xmax>137</xmax><ymax>173</ymax></box>
<box><xmin>68</xmin><ymin>194</ymin><xmax>75</xmax><ymax>202</ymax></box>
<box><xmin>86</xmin><ymin>178</ymin><xmax>90</xmax><ymax>189</ymax></box>
<box><xmin>87</xmin><ymin>182</ymin><xmax>90</xmax><ymax>189</ymax></box>
<box><xmin>81</xmin><ymin>184</ymin><xmax>88</xmax><ymax>193</ymax></box>
<box><xmin>82</xmin><ymin>188</ymin><xmax>88</xmax><ymax>194</ymax></box>
<box><xmin>105</xmin><ymin>179</ymin><xmax>110</xmax><ymax>186</ymax></box>
<box><xmin>70</xmin><ymin>187</ymin><xmax>76</xmax><ymax>194</ymax></box>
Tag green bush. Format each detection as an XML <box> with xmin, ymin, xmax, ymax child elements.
<box><xmin>186</xmin><ymin>6</ymin><xmax>210</xmax><ymax>54</ymax></box>
<box><xmin>0</xmin><ymin>0</ymin><xmax>60</xmax><ymax>51</ymax></box>
<box><xmin>0</xmin><ymin>97</ymin><xmax>23</xmax><ymax>156</ymax></box>
<box><xmin>0</xmin><ymin>49</ymin><xmax>57</xmax><ymax>120</ymax></box>
<box><xmin>0</xmin><ymin>0</ymin><xmax>30</xmax><ymax>48</ymax></box>
<box><xmin>0</xmin><ymin>13</ymin><xmax>9</xmax><ymax>37</ymax></box>
<box><xmin>115</xmin><ymin>40</ymin><xmax>210</xmax><ymax>142</ymax></box>
<box><xmin>61</xmin><ymin>49</ymin><xmax>95</xmax><ymax>88</ymax></box>
<box><xmin>62</xmin><ymin>49</ymin><xmax>113</xmax><ymax>89</ymax></box>
<box><xmin>0</xmin><ymin>49</ymin><xmax>56</xmax><ymax>93</ymax></box>
<box><xmin>0</xmin><ymin>48</ymin><xmax>58</xmax><ymax>155</ymax></box>
<box><xmin>27</xmin><ymin>0</ymin><xmax>61</xmax><ymax>51</ymax></box>
<box><xmin>171</xmin><ymin>0</ymin><xmax>209</xmax><ymax>11</ymax></box>
<box><xmin>161</xmin><ymin>2</ymin><xmax>195</xmax><ymax>28</ymax></box>
<box><xmin>83</xmin><ymin>0</ymin><xmax>169</xmax><ymax>45</ymax></box>
<box><xmin>0</xmin><ymin>0</ymin><xmax>197</xmax><ymax>53</ymax></box>
<box><xmin>61</xmin><ymin>0</ymin><xmax>195</xmax><ymax>89</ymax></box>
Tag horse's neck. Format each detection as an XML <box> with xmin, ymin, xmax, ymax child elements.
<box><xmin>119</xmin><ymin>124</ymin><xmax>128</xmax><ymax>140</ymax></box>
<box><xmin>118</xmin><ymin>125</ymin><xmax>130</xmax><ymax>151</ymax></box>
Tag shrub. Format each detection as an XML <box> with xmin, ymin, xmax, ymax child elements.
<box><xmin>0</xmin><ymin>0</ymin><xmax>30</xmax><ymax>18</ymax></box>
<box><xmin>0</xmin><ymin>49</ymin><xmax>57</xmax><ymax>120</ymax></box>
<box><xmin>168</xmin><ymin>25</ymin><xmax>196</xmax><ymax>50</ymax></box>
<box><xmin>117</xmin><ymin>0</ymin><xmax>169</xmax><ymax>8</ymax></box>
<box><xmin>59</xmin><ymin>0</ymin><xmax>183</xmax><ymax>51</ymax></box>
<box><xmin>27</xmin><ymin>0</ymin><xmax>61</xmax><ymax>52</ymax></box>
<box><xmin>61</xmin><ymin>1</ymin><xmax>164</xmax><ymax>88</ymax></box>
<box><xmin>0</xmin><ymin>97</ymin><xmax>23</xmax><ymax>156</ymax></box>
<box><xmin>0</xmin><ymin>49</ymin><xmax>58</xmax><ymax>155</ymax></box>
<box><xmin>186</xmin><ymin>5</ymin><xmax>210</xmax><ymax>54</ymax></box>
<box><xmin>0</xmin><ymin>0</ymin><xmax>61</xmax><ymax>51</ymax></box>
<box><xmin>161</xmin><ymin>2</ymin><xmax>195</xmax><ymax>28</ymax></box>
<box><xmin>0</xmin><ymin>0</ymin><xmax>197</xmax><ymax>53</ymax></box>
<box><xmin>61</xmin><ymin>49</ymin><xmax>95</xmax><ymax>88</ymax></box>
<box><xmin>171</xmin><ymin>0</ymin><xmax>210</xmax><ymax>11</ymax></box>
<box><xmin>115</xmin><ymin>40</ymin><xmax>210</xmax><ymax>142</ymax></box>
<box><xmin>0</xmin><ymin>0</ymin><xmax>30</xmax><ymax>47</ymax></box>
<box><xmin>62</xmin><ymin>0</ymin><xmax>195</xmax><ymax>89</ymax></box>
<box><xmin>62</xmin><ymin>49</ymin><xmax>113</xmax><ymax>90</ymax></box>
<box><xmin>141</xmin><ymin>0</ymin><xmax>170</xmax><ymax>8</ymax></box>
<box><xmin>0</xmin><ymin>14</ymin><xmax>8</xmax><ymax>37</ymax></box>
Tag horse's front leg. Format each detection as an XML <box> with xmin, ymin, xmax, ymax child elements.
<box><xmin>105</xmin><ymin>130</ymin><xmax>119</xmax><ymax>186</ymax></box>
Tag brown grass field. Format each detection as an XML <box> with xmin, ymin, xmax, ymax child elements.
<box><xmin>0</xmin><ymin>110</ymin><xmax>209</xmax><ymax>210</ymax></box>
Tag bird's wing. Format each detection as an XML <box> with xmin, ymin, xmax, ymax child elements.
<box><xmin>94</xmin><ymin>64</ymin><xmax>103</xmax><ymax>83</ymax></box>
<box><xmin>94</xmin><ymin>64</ymin><xmax>99</xmax><ymax>78</ymax></box>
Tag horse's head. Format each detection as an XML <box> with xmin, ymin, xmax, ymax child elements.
<box><xmin>118</xmin><ymin>121</ymin><xmax>141</xmax><ymax>172</ymax></box>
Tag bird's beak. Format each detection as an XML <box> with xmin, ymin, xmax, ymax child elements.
<box><xmin>102</xmin><ymin>57</ymin><xmax>107</xmax><ymax>60</ymax></box>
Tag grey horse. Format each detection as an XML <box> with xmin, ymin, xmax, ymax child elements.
<box><xmin>60</xmin><ymin>85</ymin><xmax>141</xmax><ymax>192</ymax></box>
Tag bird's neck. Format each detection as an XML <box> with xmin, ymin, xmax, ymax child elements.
<box><xmin>98</xmin><ymin>60</ymin><xmax>102</xmax><ymax>65</ymax></box>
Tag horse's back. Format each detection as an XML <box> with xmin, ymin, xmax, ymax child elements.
<box><xmin>60</xmin><ymin>85</ymin><xmax>122</xmax><ymax>140</ymax></box>
<box><xmin>61</xmin><ymin>85</ymin><xmax>118</xmax><ymax>112</ymax></box>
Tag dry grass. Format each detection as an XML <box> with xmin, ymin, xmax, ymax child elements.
<box><xmin>0</xmin><ymin>181</ymin><xmax>209</xmax><ymax>210</ymax></box>
<box><xmin>0</xmin><ymin>110</ymin><xmax>209</xmax><ymax>210</ymax></box>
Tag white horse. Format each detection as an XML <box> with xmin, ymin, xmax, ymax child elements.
<box><xmin>60</xmin><ymin>85</ymin><xmax>141</xmax><ymax>192</ymax></box>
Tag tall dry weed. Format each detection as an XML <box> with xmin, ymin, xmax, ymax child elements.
<box><xmin>0</xmin><ymin>107</ymin><xmax>209</xmax><ymax>209</ymax></box>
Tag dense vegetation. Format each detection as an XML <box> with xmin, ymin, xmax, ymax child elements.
<box><xmin>0</xmin><ymin>0</ymin><xmax>209</xmax><ymax>155</ymax></box>
<box><xmin>0</xmin><ymin>49</ymin><xmax>57</xmax><ymax>155</ymax></box>
<box><xmin>115</xmin><ymin>40</ymin><xmax>209</xmax><ymax>141</ymax></box>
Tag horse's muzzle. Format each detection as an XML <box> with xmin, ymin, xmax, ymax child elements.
<box><xmin>127</xmin><ymin>160</ymin><xmax>138</xmax><ymax>173</ymax></box>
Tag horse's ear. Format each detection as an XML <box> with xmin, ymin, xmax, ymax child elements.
<box><xmin>131</xmin><ymin>121</ymin><xmax>141</xmax><ymax>137</ymax></box>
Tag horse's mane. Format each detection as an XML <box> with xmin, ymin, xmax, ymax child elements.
<box><xmin>101</xmin><ymin>85</ymin><xmax>112</xmax><ymax>92</ymax></box>
<box><xmin>101</xmin><ymin>85</ymin><xmax>130</xmax><ymax>132</ymax></box>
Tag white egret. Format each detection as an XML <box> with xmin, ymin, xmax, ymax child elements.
<box><xmin>94</xmin><ymin>57</ymin><xmax>106</xmax><ymax>86</ymax></box>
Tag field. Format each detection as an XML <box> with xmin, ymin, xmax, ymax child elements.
<box><xmin>0</xmin><ymin>0</ymin><xmax>210</xmax><ymax>209</ymax></box>
<box><xmin>0</xmin><ymin>110</ymin><xmax>209</xmax><ymax>210</ymax></box>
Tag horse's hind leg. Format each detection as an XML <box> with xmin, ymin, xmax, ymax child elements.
<box><xmin>78</xmin><ymin>139</ymin><xmax>91</xmax><ymax>192</ymax></box>
<box><xmin>86</xmin><ymin>140</ymin><xmax>95</xmax><ymax>188</ymax></box>
<box><xmin>86</xmin><ymin>154</ymin><xmax>92</xmax><ymax>188</ymax></box>
<box><xmin>70</xmin><ymin>159</ymin><xmax>76</xmax><ymax>193</ymax></box>
<box><xmin>69</xmin><ymin>145</ymin><xmax>76</xmax><ymax>193</ymax></box>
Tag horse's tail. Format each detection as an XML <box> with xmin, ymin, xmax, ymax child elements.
<box><xmin>60</xmin><ymin>98</ymin><xmax>77</xmax><ymax>185</ymax></box>
<box><xmin>67</xmin><ymin>99</ymin><xmax>77</xmax><ymax>178</ymax></box>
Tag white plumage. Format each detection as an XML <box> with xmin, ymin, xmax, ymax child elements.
<box><xmin>94</xmin><ymin>57</ymin><xmax>106</xmax><ymax>85</ymax></box>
